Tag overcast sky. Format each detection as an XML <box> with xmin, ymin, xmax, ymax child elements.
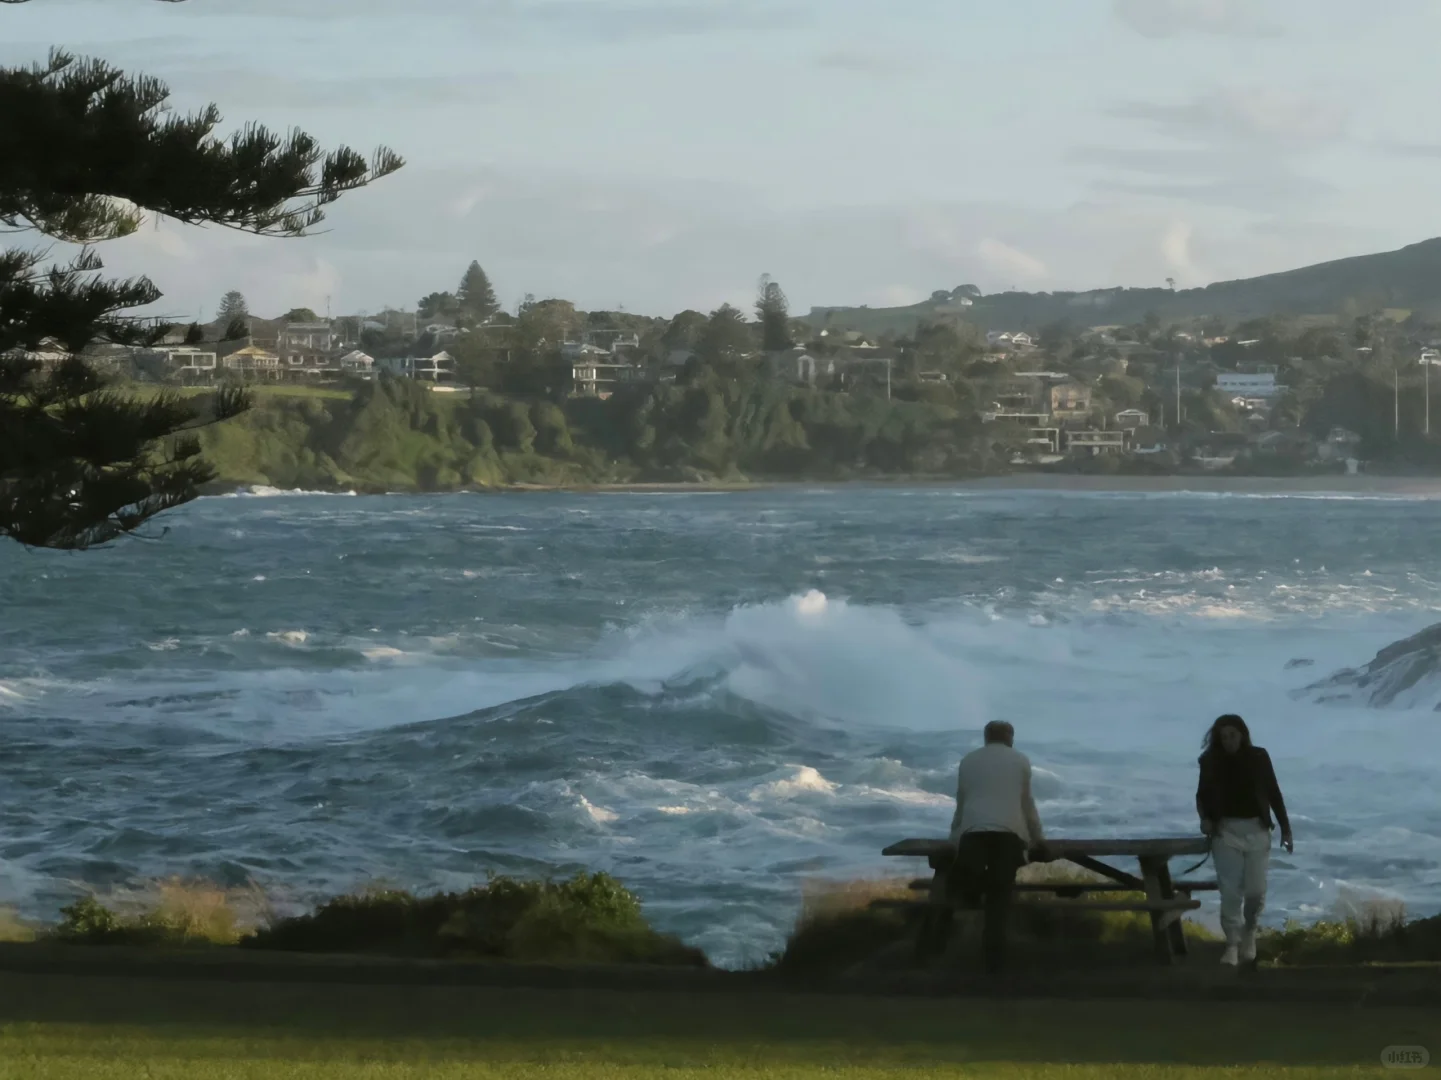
<box><xmin>8</xmin><ymin>0</ymin><xmax>1441</xmax><ymax>321</ymax></box>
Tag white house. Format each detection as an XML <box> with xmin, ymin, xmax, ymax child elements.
<box><xmin>339</xmin><ymin>350</ymin><xmax>375</xmax><ymax>376</ymax></box>
<box><xmin>380</xmin><ymin>351</ymin><xmax>455</xmax><ymax>382</ymax></box>
<box><xmin>156</xmin><ymin>346</ymin><xmax>218</xmax><ymax>380</ymax></box>
<box><xmin>1215</xmin><ymin>372</ymin><xmax>1278</xmax><ymax>398</ymax></box>
<box><xmin>986</xmin><ymin>331</ymin><xmax>1034</xmax><ymax>349</ymax></box>
<box><xmin>1114</xmin><ymin>408</ymin><xmax>1149</xmax><ymax>429</ymax></box>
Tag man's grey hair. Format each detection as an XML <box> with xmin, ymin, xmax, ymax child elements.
<box><xmin>983</xmin><ymin>720</ymin><xmax>1015</xmax><ymax>746</ymax></box>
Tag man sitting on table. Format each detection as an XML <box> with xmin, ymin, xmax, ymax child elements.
<box><xmin>948</xmin><ymin>720</ymin><xmax>1047</xmax><ymax>974</ymax></box>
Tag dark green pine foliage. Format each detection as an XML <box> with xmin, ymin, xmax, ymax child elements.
<box><xmin>456</xmin><ymin>261</ymin><xmax>499</xmax><ymax>325</ymax></box>
<box><xmin>756</xmin><ymin>275</ymin><xmax>793</xmax><ymax>353</ymax></box>
<box><xmin>0</xmin><ymin>47</ymin><xmax>401</xmax><ymax>548</ymax></box>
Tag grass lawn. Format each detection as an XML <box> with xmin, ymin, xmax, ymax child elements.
<box><xmin>0</xmin><ymin>971</ymin><xmax>1434</xmax><ymax>1078</ymax></box>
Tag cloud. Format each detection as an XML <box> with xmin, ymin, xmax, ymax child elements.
<box><xmin>875</xmin><ymin>285</ymin><xmax>926</xmax><ymax>307</ymax></box>
<box><xmin>1073</xmin><ymin>86</ymin><xmax>1350</xmax><ymax>212</ymax></box>
<box><xmin>168</xmin><ymin>0</ymin><xmax>807</xmax><ymax>40</ymax></box>
<box><xmin>62</xmin><ymin>165</ymin><xmax>1378</xmax><ymax>324</ymax></box>
<box><xmin>813</xmin><ymin>48</ymin><xmax>915</xmax><ymax>77</ymax></box>
<box><xmin>1112</xmin><ymin>0</ymin><xmax>1281</xmax><ymax>39</ymax></box>
<box><xmin>176</xmin><ymin>71</ymin><xmax>517</xmax><ymax>110</ymax></box>
<box><xmin>1160</xmin><ymin>220</ymin><xmax>1199</xmax><ymax>278</ymax></box>
<box><xmin>1112</xmin><ymin>87</ymin><xmax>1349</xmax><ymax>149</ymax></box>
<box><xmin>975</xmin><ymin>238</ymin><xmax>1048</xmax><ymax>283</ymax></box>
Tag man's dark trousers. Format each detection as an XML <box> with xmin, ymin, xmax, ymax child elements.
<box><xmin>953</xmin><ymin>830</ymin><xmax>1027</xmax><ymax>973</ymax></box>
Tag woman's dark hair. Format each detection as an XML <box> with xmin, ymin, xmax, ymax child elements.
<box><xmin>1201</xmin><ymin>713</ymin><xmax>1252</xmax><ymax>761</ymax></box>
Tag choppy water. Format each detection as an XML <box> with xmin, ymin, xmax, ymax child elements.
<box><xmin>2</xmin><ymin>487</ymin><xmax>1440</xmax><ymax>966</ymax></box>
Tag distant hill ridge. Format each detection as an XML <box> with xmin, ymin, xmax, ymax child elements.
<box><xmin>806</xmin><ymin>237</ymin><xmax>1441</xmax><ymax>336</ymax></box>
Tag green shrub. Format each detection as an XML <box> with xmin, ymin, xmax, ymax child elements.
<box><xmin>56</xmin><ymin>897</ymin><xmax>124</xmax><ymax>943</ymax></box>
<box><xmin>1258</xmin><ymin>895</ymin><xmax>1441</xmax><ymax>966</ymax></box>
<box><xmin>53</xmin><ymin>882</ymin><xmax>256</xmax><ymax>947</ymax></box>
<box><xmin>245</xmin><ymin>873</ymin><xmax>707</xmax><ymax>967</ymax></box>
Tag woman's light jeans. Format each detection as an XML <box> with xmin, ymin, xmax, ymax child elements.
<box><xmin>1213</xmin><ymin>817</ymin><xmax>1271</xmax><ymax>946</ymax></box>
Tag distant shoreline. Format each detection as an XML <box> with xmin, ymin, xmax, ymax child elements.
<box><xmin>215</xmin><ymin>474</ymin><xmax>1441</xmax><ymax>498</ymax></box>
<box><xmin>498</xmin><ymin>475</ymin><xmax>1441</xmax><ymax>496</ymax></box>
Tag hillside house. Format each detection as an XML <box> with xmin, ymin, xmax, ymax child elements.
<box><xmin>1067</xmin><ymin>429</ymin><xmax>1125</xmax><ymax>455</ymax></box>
<box><xmin>411</xmin><ymin>350</ymin><xmax>455</xmax><ymax>382</ymax></box>
<box><xmin>3</xmin><ymin>337</ymin><xmax>70</xmax><ymax>370</ymax></box>
<box><xmin>572</xmin><ymin>358</ymin><xmax>644</xmax><ymax>399</ymax></box>
<box><xmin>1131</xmin><ymin>427</ymin><xmax>1168</xmax><ymax>455</ymax></box>
<box><xmin>1114</xmin><ymin>408</ymin><xmax>1149</xmax><ymax>429</ymax></box>
<box><xmin>1049</xmin><ymin>379</ymin><xmax>1093</xmax><ymax>421</ymax></box>
<box><xmin>141</xmin><ymin>346</ymin><xmax>217</xmax><ymax>382</ymax></box>
<box><xmin>218</xmin><ymin>341</ymin><xmax>281</xmax><ymax>379</ymax></box>
<box><xmin>339</xmin><ymin>350</ymin><xmax>376</xmax><ymax>377</ymax></box>
<box><xmin>767</xmin><ymin>347</ymin><xmax>835</xmax><ymax>386</ymax></box>
<box><xmin>986</xmin><ymin>331</ymin><xmax>1034</xmax><ymax>349</ymax></box>
<box><xmin>1215</xmin><ymin>372</ymin><xmax>1278</xmax><ymax>398</ymax></box>
<box><xmin>378</xmin><ymin>351</ymin><xmax>455</xmax><ymax>382</ymax></box>
<box><xmin>277</xmin><ymin>321</ymin><xmax>337</xmax><ymax>377</ymax></box>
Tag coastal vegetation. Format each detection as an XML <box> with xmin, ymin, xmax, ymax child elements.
<box><xmin>12</xmin><ymin>865</ymin><xmax>1438</xmax><ymax>972</ymax></box>
<box><xmin>190</xmin><ymin>373</ymin><xmax>1000</xmax><ymax>491</ymax></box>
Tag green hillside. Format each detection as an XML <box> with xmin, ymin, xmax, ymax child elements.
<box><xmin>807</xmin><ymin>237</ymin><xmax>1441</xmax><ymax>336</ymax></box>
<box><xmin>189</xmin><ymin>374</ymin><xmax>999</xmax><ymax>492</ymax></box>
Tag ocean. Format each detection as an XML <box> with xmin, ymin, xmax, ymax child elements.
<box><xmin>1</xmin><ymin>486</ymin><xmax>1439</xmax><ymax>967</ymax></box>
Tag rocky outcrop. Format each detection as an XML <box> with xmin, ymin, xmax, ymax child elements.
<box><xmin>1306</xmin><ymin>623</ymin><xmax>1441</xmax><ymax>710</ymax></box>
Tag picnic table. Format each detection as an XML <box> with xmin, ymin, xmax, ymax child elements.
<box><xmin>881</xmin><ymin>836</ymin><xmax>1216</xmax><ymax>965</ymax></box>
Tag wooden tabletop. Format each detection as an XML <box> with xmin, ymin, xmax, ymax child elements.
<box><xmin>883</xmin><ymin>837</ymin><xmax>1211</xmax><ymax>859</ymax></box>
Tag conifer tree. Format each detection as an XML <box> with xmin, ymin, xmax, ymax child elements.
<box><xmin>0</xmin><ymin>45</ymin><xmax>401</xmax><ymax>548</ymax></box>
<box><xmin>456</xmin><ymin>261</ymin><xmax>499</xmax><ymax>326</ymax></box>
<box><xmin>216</xmin><ymin>290</ymin><xmax>249</xmax><ymax>325</ymax></box>
<box><xmin>756</xmin><ymin>275</ymin><xmax>793</xmax><ymax>353</ymax></box>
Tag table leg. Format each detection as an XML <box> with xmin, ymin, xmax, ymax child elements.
<box><xmin>1139</xmin><ymin>855</ymin><xmax>1172</xmax><ymax>966</ymax></box>
<box><xmin>914</xmin><ymin>863</ymin><xmax>953</xmax><ymax>960</ymax></box>
<box><xmin>1156</xmin><ymin>861</ymin><xmax>1188</xmax><ymax>957</ymax></box>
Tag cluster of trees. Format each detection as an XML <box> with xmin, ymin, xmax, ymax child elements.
<box><xmin>1</xmin><ymin>0</ymin><xmax>401</xmax><ymax>550</ymax></box>
<box><xmin>196</xmin><ymin>366</ymin><xmax>1005</xmax><ymax>492</ymax></box>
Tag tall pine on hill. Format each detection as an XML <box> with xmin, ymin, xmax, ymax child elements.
<box><xmin>456</xmin><ymin>261</ymin><xmax>500</xmax><ymax>326</ymax></box>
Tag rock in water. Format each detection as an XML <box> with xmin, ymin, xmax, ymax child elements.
<box><xmin>1306</xmin><ymin>623</ymin><xmax>1441</xmax><ymax>710</ymax></box>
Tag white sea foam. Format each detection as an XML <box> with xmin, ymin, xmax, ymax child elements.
<box><xmin>752</xmin><ymin>766</ymin><xmax>837</xmax><ymax>801</ymax></box>
<box><xmin>223</xmin><ymin>486</ymin><xmax>358</xmax><ymax>498</ymax></box>
<box><xmin>267</xmin><ymin>630</ymin><xmax>310</xmax><ymax>646</ymax></box>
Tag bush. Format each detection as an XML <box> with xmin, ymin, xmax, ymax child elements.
<box><xmin>1259</xmin><ymin>894</ymin><xmax>1441</xmax><ymax>966</ymax></box>
<box><xmin>245</xmin><ymin>872</ymin><xmax>707</xmax><ymax>967</ymax></box>
<box><xmin>53</xmin><ymin>881</ymin><xmax>256</xmax><ymax>947</ymax></box>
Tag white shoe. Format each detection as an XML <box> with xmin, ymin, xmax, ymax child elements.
<box><xmin>1239</xmin><ymin>930</ymin><xmax>1257</xmax><ymax>963</ymax></box>
<box><xmin>1220</xmin><ymin>945</ymin><xmax>1239</xmax><ymax>966</ymax></box>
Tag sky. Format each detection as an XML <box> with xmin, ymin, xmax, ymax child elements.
<box><xmin>7</xmin><ymin>0</ymin><xmax>1441</xmax><ymax>321</ymax></box>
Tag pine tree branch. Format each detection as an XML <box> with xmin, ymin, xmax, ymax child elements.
<box><xmin>0</xmin><ymin>51</ymin><xmax>404</xmax><ymax>243</ymax></box>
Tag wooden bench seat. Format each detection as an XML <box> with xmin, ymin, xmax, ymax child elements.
<box><xmin>905</xmin><ymin>879</ymin><xmax>1219</xmax><ymax>895</ymax></box>
<box><xmin>872</xmin><ymin>896</ymin><xmax>1200</xmax><ymax>914</ymax></box>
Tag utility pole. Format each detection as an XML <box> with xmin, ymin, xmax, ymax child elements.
<box><xmin>886</xmin><ymin>358</ymin><xmax>892</xmax><ymax>401</ymax></box>
<box><xmin>1427</xmin><ymin>359</ymin><xmax>1432</xmax><ymax>437</ymax></box>
<box><xmin>1395</xmin><ymin>368</ymin><xmax>1400</xmax><ymax>438</ymax></box>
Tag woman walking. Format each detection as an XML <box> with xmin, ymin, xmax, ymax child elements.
<box><xmin>1195</xmin><ymin>714</ymin><xmax>1293</xmax><ymax>966</ymax></box>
